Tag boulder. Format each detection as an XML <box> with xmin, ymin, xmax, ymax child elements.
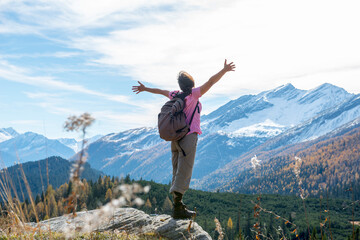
<box><xmin>29</xmin><ymin>207</ymin><xmax>212</xmax><ymax>240</ymax></box>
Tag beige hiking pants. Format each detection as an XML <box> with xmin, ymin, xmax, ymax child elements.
<box><xmin>170</xmin><ymin>133</ymin><xmax>198</xmax><ymax>194</ymax></box>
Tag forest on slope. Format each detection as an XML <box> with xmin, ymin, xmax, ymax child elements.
<box><xmin>0</xmin><ymin>156</ymin><xmax>103</xmax><ymax>201</ymax></box>
<box><xmin>222</xmin><ymin>125</ymin><xmax>360</xmax><ymax>200</ymax></box>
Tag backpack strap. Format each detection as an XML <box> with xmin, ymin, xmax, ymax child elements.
<box><xmin>189</xmin><ymin>101</ymin><xmax>199</xmax><ymax>127</ymax></box>
<box><xmin>178</xmin><ymin>101</ymin><xmax>199</xmax><ymax>157</ymax></box>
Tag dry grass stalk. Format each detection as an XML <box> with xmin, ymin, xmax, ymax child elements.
<box><xmin>186</xmin><ymin>220</ymin><xmax>194</xmax><ymax>240</ymax></box>
<box><xmin>214</xmin><ymin>217</ymin><xmax>224</xmax><ymax>240</ymax></box>
<box><xmin>276</xmin><ymin>226</ymin><xmax>287</xmax><ymax>240</ymax></box>
<box><xmin>18</xmin><ymin>163</ymin><xmax>39</xmax><ymax>223</ymax></box>
<box><xmin>0</xmin><ymin>160</ymin><xmax>39</xmax><ymax>234</ymax></box>
<box><xmin>250</xmin><ymin>228</ymin><xmax>275</xmax><ymax>240</ymax></box>
<box><xmin>252</xmin><ymin>201</ymin><xmax>299</xmax><ymax>239</ymax></box>
<box><xmin>63</xmin><ymin>112</ymin><xmax>95</xmax><ymax>216</ymax></box>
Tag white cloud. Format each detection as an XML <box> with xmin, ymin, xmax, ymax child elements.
<box><xmin>93</xmin><ymin>110</ymin><xmax>157</xmax><ymax>130</ymax></box>
<box><xmin>3</xmin><ymin>0</ymin><xmax>359</xmax><ymax>95</ymax></box>
<box><xmin>0</xmin><ymin>59</ymin><xmax>135</xmax><ymax>105</ymax></box>
<box><xmin>24</xmin><ymin>92</ymin><xmax>64</xmax><ymax>99</ymax></box>
<box><xmin>68</xmin><ymin>0</ymin><xmax>360</xmax><ymax>95</ymax></box>
<box><xmin>36</xmin><ymin>102</ymin><xmax>81</xmax><ymax>116</ymax></box>
<box><xmin>2</xmin><ymin>51</ymin><xmax>82</xmax><ymax>59</ymax></box>
<box><xmin>0</xmin><ymin>0</ymin><xmax>204</xmax><ymax>33</ymax></box>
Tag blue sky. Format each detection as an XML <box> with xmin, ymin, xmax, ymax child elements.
<box><xmin>1</xmin><ymin>0</ymin><xmax>360</xmax><ymax>139</ymax></box>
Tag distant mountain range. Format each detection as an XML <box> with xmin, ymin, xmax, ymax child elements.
<box><xmin>0</xmin><ymin>128</ymin><xmax>102</xmax><ymax>167</ymax></box>
<box><xmin>2</xmin><ymin>83</ymin><xmax>360</xmax><ymax>196</ymax></box>
<box><xmin>1</xmin><ymin>156</ymin><xmax>103</xmax><ymax>201</ymax></box>
<box><xmin>80</xmin><ymin>83</ymin><xmax>360</xmax><ymax>193</ymax></box>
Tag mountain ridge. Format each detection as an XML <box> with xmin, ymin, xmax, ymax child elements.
<box><xmin>2</xmin><ymin>83</ymin><xmax>359</xmax><ymax>191</ymax></box>
<box><xmin>82</xmin><ymin>83</ymin><xmax>359</xmax><ymax>187</ymax></box>
<box><xmin>0</xmin><ymin>129</ymin><xmax>103</xmax><ymax>168</ymax></box>
<box><xmin>1</xmin><ymin>156</ymin><xmax>103</xmax><ymax>200</ymax></box>
<box><xmin>193</xmin><ymin>101</ymin><xmax>360</xmax><ymax>191</ymax></box>
<box><xmin>0</xmin><ymin>132</ymin><xmax>75</xmax><ymax>167</ymax></box>
<box><xmin>0</xmin><ymin>127</ymin><xmax>19</xmax><ymax>143</ymax></box>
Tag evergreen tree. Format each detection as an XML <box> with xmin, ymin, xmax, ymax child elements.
<box><xmin>36</xmin><ymin>202</ymin><xmax>45</xmax><ymax>220</ymax></box>
<box><xmin>312</xmin><ymin>227</ymin><xmax>318</xmax><ymax>240</ymax></box>
<box><xmin>124</xmin><ymin>174</ymin><xmax>131</xmax><ymax>184</ymax></box>
<box><xmin>35</xmin><ymin>194</ymin><xmax>41</xmax><ymax>204</ymax></box>
<box><xmin>105</xmin><ymin>188</ymin><xmax>112</xmax><ymax>202</ymax></box>
<box><xmin>57</xmin><ymin>199</ymin><xmax>64</xmax><ymax>216</ymax></box>
<box><xmin>245</xmin><ymin>211</ymin><xmax>251</xmax><ymax>239</ymax></box>
<box><xmin>162</xmin><ymin>196</ymin><xmax>173</xmax><ymax>214</ymax></box>
<box><xmin>48</xmin><ymin>193</ymin><xmax>58</xmax><ymax>218</ymax></box>
<box><xmin>66</xmin><ymin>181</ymin><xmax>72</xmax><ymax>198</ymax></box>
<box><xmin>145</xmin><ymin>198</ymin><xmax>152</xmax><ymax>214</ymax></box>
<box><xmin>151</xmin><ymin>196</ymin><xmax>157</xmax><ymax>208</ymax></box>
<box><xmin>355</xmin><ymin>227</ymin><xmax>360</xmax><ymax>240</ymax></box>
<box><xmin>267</xmin><ymin>214</ymin><xmax>275</xmax><ymax>238</ymax></box>
<box><xmin>288</xmin><ymin>212</ymin><xmax>293</xmax><ymax>228</ymax></box>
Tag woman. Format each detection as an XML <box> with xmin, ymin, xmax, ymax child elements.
<box><xmin>132</xmin><ymin>59</ymin><xmax>235</xmax><ymax>219</ymax></box>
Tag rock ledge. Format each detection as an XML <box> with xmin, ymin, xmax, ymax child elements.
<box><xmin>29</xmin><ymin>207</ymin><xmax>212</xmax><ymax>240</ymax></box>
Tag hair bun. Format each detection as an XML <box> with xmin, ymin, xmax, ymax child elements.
<box><xmin>178</xmin><ymin>71</ymin><xmax>195</xmax><ymax>95</ymax></box>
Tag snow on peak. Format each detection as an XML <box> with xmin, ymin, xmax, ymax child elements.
<box><xmin>299</xmin><ymin>83</ymin><xmax>351</xmax><ymax>105</ymax></box>
<box><xmin>202</xmin><ymin>83</ymin><xmax>352</xmax><ymax>139</ymax></box>
<box><xmin>100</xmin><ymin>127</ymin><xmax>161</xmax><ymax>151</ymax></box>
<box><xmin>273</xmin><ymin>83</ymin><xmax>295</xmax><ymax>93</ymax></box>
<box><xmin>104</xmin><ymin>127</ymin><xmax>157</xmax><ymax>143</ymax></box>
<box><xmin>58</xmin><ymin>135</ymin><xmax>103</xmax><ymax>153</ymax></box>
<box><xmin>0</xmin><ymin>127</ymin><xmax>19</xmax><ymax>142</ymax></box>
<box><xmin>263</xmin><ymin>83</ymin><xmax>301</xmax><ymax>100</ymax></box>
<box><xmin>224</xmin><ymin>119</ymin><xmax>286</xmax><ymax>138</ymax></box>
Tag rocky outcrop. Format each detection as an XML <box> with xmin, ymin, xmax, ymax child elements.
<box><xmin>29</xmin><ymin>207</ymin><xmax>212</xmax><ymax>240</ymax></box>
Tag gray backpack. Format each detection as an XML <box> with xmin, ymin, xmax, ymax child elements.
<box><xmin>158</xmin><ymin>93</ymin><xmax>199</xmax><ymax>142</ymax></box>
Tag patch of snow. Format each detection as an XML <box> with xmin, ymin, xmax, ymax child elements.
<box><xmin>203</xmin><ymin>86</ymin><xmax>351</xmax><ymax>137</ymax></box>
<box><xmin>0</xmin><ymin>128</ymin><xmax>19</xmax><ymax>143</ymax></box>
<box><xmin>102</xmin><ymin>151</ymin><xmax>133</xmax><ymax>168</ymax></box>
<box><xmin>228</xmin><ymin>119</ymin><xmax>285</xmax><ymax>138</ymax></box>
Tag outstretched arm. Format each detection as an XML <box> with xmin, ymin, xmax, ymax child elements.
<box><xmin>200</xmin><ymin>59</ymin><xmax>236</xmax><ymax>96</ymax></box>
<box><xmin>132</xmin><ymin>81</ymin><xmax>169</xmax><ymax>97</ymax></box>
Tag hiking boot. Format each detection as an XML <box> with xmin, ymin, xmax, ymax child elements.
<box><xmin>172</xmin><ymin>203</ymin><xmax>196</xmax><ymax>219</ymax></box>
<box><xmin>171</xmin><ymin>191</ymin><xmax>196</xmax><ymax>219</ymax></box>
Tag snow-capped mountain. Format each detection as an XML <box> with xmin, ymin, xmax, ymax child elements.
<box><xmin>84</xmin><ymin>83</ymin><xmax>358</xmax><ymax>185</ymax></box>
<box><xmin>57</xmin><ymin>138</ymin><xmax>79</xmax><ymax>152</ymax></box>
<box><xmin>201</xmin><ymin>83</ymin><xmax>351</xmax><ymax>137</ymax></box>
<box><xmin>0</xmin><ymin>132</ymin><xmax>75</xmax><ymax>167</ymax></box>
<box><xmin>0</xmin><ymin>127</ymin><xmax>19</xmax><ymax>142</ymax></box>
<box><xmin>58</xmin><ymin>135</ymin><xmax>103</xmax><ymax>153</ymax></box>
<box><xmin>84</xmin><ymin>127</ymin><xmax>166</xmax><ymax>178</ymax></box>
<box><xmin>192</xmin><ymin>83</ymin><xmax>353</xmax><ymax>180</ymax></box>
<box><xmin>193</xmin><ymin>93</ymin><xmax>360</xmax><ymax>191</ymax></box>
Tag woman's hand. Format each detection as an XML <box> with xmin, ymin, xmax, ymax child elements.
<box><xmin>132</xmin><ymin>81</ymin><xmax>169</xmax><ymax>97</ymax></box>
<box><xmin>132</xmin><ymin>81</ymin><xmax>146</xmax><ymax>94</ymax></box>
<box><xmin>223</xmin><ymin>59</ymin><xmax>236</xmax><ymax>72</ymax></box>
<box><xmin>200</xmin><ymin>59</ymin><xmax>235</xmax><ymax>96</ymax></box>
